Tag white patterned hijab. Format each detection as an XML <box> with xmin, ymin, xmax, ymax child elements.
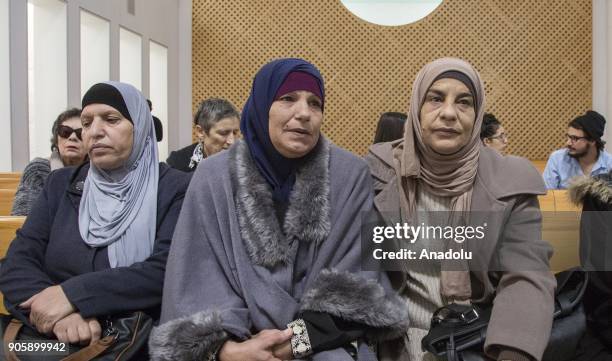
<box><xmin>78</xmin><ymin>81</ymin><xmax>159</xmax><ymax>268</ymax></box>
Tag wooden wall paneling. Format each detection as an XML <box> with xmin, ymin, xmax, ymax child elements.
<box><xmin>192</xmin><ymin>0</ymin><xmax>591</xmax><ymax>158</ymax></box>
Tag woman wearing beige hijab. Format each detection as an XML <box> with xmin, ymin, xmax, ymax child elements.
<box><xmin>367</xmin><ymin>58</ymin><xmax>555</xmax><ymax>361</ymax></box>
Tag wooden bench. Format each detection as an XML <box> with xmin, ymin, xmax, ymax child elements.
<box><xmin>0</xmin><ymin>216</ymin><xmax>26</xmax><ymax>314</ymax></box>
<box><xmin>0</xmin><ymin>178</ymin><xmax>20</xmax><ymax>190</ymax></box>
<box><xmin>0</xmin><ymin>173</ymin><xmax>21</xmax><ymax>179</ymax></box>
<box><xmin>0</xmin><ymin>189</ymin><xmax>16</xmax><ymax>216</ymax></box>
<box><xmin>531</xmin><ymin>160</ymin><xmax>547</xmax><ymax>174</ymax></box>
<box><xmin>538</xmin><ymin>190</ymin><xmax>582</xmax><ymax>272</ymax></box>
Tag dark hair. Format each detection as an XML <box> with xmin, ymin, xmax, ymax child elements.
<box><xmin>194</xmin><ymin>98</ymin><xmax>240</xmax><ymax>133</ymax></box>
<box><xmin>51</xmin><ymin>107</ymin><xmax>82</xmax><ymax>151</ymax></box>
<box><xmin>480</xmin><ymin>113</ymin><xmax>501</xmax><ymax>140</ymax></box>
<box><xmin>568</xmin><ymin>118</ymin><xmax>606</xmax><ymax>152</ymax></box>
<box><xmin>147</xmin><ymin>99</ymin><xmax>163</xmax><ymax>142</ymax></box>
<box><xmin>373</xmin><ymin>112</ymin><xmax>407</xmax><ymax>144</ymax></box>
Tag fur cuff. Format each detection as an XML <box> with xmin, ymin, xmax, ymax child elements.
<box><xmin>300</xmin><ymin>269</ymin><xmax>410</xmax><ymax>342</ymax></box>
<box><xmin>568</xmin><ymin>175</ymin><xmax>612</xmax><ymax>205</ymax></box>
<box><xmin>149</xmin><ymin>311</ymin><xmax>227</xmax><ymax>361</ymax></box>
<box><xmin>230</xmin><ymin>139</ymin><xmax>331</xmax><ymax>268</ymax></box>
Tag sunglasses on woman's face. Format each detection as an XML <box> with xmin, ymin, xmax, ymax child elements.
<box><xmin>57</xmin><ymin>125</ymin><xmax>83</xmax><ymax>140</ymax></box>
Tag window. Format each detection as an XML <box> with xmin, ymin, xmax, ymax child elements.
<box><xmin>28</xmin><ymin>0</ymin><xmax>67</xmax><ymax>159</ymax></box>
<box><xmin>149</xmin><ymin>41</ymin><xmax>168</xmax><ymax>161</ymax></box>
<box><xmin>119</xmin><ymin>27</ymin><xmax>142</xmax><ymax>90</ymax></box>
<box><xmin>80</xmin><ymin>10</ymin><xmax>109</xmax><ymax>98</ymax></box>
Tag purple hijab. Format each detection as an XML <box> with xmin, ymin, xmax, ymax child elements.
<box><xmin>240</xmin><ymin>58</ymin><xmax>325</xmax><ymax>203</ymax></box>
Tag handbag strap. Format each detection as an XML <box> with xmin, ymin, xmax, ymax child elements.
<box><xmin>3</xmin><ymin>319</ymin><xmax>24</xmax><ymax>361</ymax></box>
<box><xmin>2</xmin><ymin>318</ymin><xmax>116</xmax><ymax>361</ymax></box>
<box><xmin>61</xmin><ymin>335</ymin><xmax>116</xmax><ymax>361</ymax></box>
<box><xmin>447</xmin><ymin>332</ymin><xmax>459</xmax><ymax>361</ymax></box>
<box><xmin>431</xmin><ymin>303</ymin><xmax>481</xmax><ymax>361</ymax></box>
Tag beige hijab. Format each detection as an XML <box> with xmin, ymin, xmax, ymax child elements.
<box><xmin>393</xmin><ymin>57</ymin><xmax>486</xmax><ymax>300</ymax></box>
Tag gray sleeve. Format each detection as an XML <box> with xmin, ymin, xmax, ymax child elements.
<box><xmin>11</xmin><ymin>158</ymin><xmax>51</xmax><ymax>216</ymax></box>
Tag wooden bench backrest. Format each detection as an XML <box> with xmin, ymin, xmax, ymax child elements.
<box><xmin>0</xmin><ymin>216</ymin><xmax>26</xmax><ymax>314</ymax></box>
<box><xmin>0</xmin><ymin>189</ymin><xmax>16</xmax><ymax>217</ymax></box>
<box><xmin>0</xmin><ymin>178</ymin><xmax>20</xmax><ymax>190</ymax></box>
<box><xmin>531</xmin><ymin>160</ymin><xmax>547</xmax><ymax>174</ymax></box>
<box><xmin>538</xmin><ymin>190</ymin><xmax>582</xmax><ymax>272</ymax></box>
<box><xmin>0</xmin><ymin>173</ymin><xmax>21</xmax><ymax>179</ymax></box>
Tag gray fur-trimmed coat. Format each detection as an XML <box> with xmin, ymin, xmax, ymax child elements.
<box><xmin>149</xmin><ymin>139</ymin><xmax>409</xmax><ymax>361</ymax></box>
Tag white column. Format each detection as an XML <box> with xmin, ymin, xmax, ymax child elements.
<box><xmin>594</xmin><ymin>0</ymin><xmax>612</xmax><ymax>151</ymax></box>
<box><xmin>176</xmin><ymin>0</ymin><xmax>192</xmax><ymax>149</ymax></box>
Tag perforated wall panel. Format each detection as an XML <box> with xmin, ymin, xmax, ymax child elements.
<box><xmin>192</xmin><ymin>0</ymin><xmax>591</xmax><ymax>159</ymax></box>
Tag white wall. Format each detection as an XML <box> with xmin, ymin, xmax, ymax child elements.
<box><xmin>6</xmin><ymin>0</ymin><xmax>191</xmax><ymax>170</ymax></box>
<box><xmin>0</xmin><ymin>0</ymin><xmax>11</xmax><ymax>171</ymax></box>
<box><xmin>27</xmin><ymin>0</ymin><xmax>67</xmax><ymax>160</ymax></box>
<box><xmin>149</xmin><ymin>40</ymin><xmax>168</xmax><ymax>161</ymax></box>
<box><xmin>80</xmin><ymin>10</ymin><xmax>110</xmax><ymax>98</ymax></box>
<box><xmin>593</xmin><ymin>0</ymin><xmax>612</xmax><ymax>152</ymax></box>
<box><xmin>119</xmin><ymin>27</ymin><xmax>142</xmax><ymax>90</ymax></box>
<box><xmin>77</xmin><ymin>0</ymin><xmax>190</xmax><ymax>158</ymax></box>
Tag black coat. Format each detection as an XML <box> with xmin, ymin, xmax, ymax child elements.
<box><xmin>0</xmin><ymin>162</ymin><xmax>191</xmax><ymax>323</ymax></box>
<box><xmin>166</xmin><ymin>143</ymin><xmax>200</xmax><ymax>173</ymax></box>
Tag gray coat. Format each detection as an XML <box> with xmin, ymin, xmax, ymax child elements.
<box><xmin>366</xmin><ymin>142</ymin><xmax>556</xmax><ymax>361</ymax></box>
<box><xmin>149</xmin><ymin>139</ymin><xmax>410</xmax><ymax>361</ymax></box>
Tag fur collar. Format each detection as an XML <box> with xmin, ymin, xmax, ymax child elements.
<box><xmin>568</xmin><ymin>173</ymin><xmax>612</xmax><ymax>205</ymax></box>
<box><xmin>229</xmin><ymin>139</ymin><xmax>331</xmax><ymax>268</ymax></box>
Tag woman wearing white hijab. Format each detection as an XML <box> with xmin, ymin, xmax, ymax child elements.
<box><xmin>0</xmin><ymin>82</ymin><xmax>190</xmax><ymax>354</ymax></box>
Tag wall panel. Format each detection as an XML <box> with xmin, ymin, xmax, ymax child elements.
<box><xmin>192</xmin><ymin>0</ymin><xmax>592</xmax><ymax>159</ymax></box>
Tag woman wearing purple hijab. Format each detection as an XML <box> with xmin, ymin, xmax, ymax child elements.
<box><xmin>150</xmin><ymin>58</ymin><xmax>409</xmax><ymax>361</ymax></box>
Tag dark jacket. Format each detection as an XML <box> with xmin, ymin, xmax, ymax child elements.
<box><xmin>0</xmin><ymin>162</ymin><xmax>191</xmax><ymax>323</ymax></box>
<box><xmin>166</xmin><ymin>143</ymin><xmax>200</xmax><ymax>172</ymax></box>
<box><xmin>568</xmin><ymin>173</ymin><xmax>612</xmax><ymax>358</ymax></box>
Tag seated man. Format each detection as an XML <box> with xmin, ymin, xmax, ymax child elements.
<box><xmin>543</xmin><ymin>110</ymin><xmax>612</xmax><ymax>189</ymax></box>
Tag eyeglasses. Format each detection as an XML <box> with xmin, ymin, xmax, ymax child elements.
<box><xmin>488</xmin><ymin>133</ymin><xmax>508</xmax><ymax>142</ymax></box>
<box><xmin>566</xmin><ymin>134</ymin><xmax>588</xmax><ymax>143</ymax></box>
<box><xmin>57</xmin><ymin>125</ymin><xmax>83</xmax><ymax>140</ymax></box>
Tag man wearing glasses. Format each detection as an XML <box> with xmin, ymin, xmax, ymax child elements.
<box><xmin>543</xmin><ymin>110</ymin><xmax>612</xmax><ymax>189</ymax></box>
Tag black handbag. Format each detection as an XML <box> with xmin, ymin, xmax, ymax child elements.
<box><xmin>0</xmin><ymin>311</ymin><xmax>152</xmax><ymax>361</ymax></box>
<box><xmin>422</xmin><ymin>268</ymin><xmax>588</xmax><ymax>361</ymax></box>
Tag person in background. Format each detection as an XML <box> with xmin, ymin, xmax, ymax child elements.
<box><xmin>373</xmin><ymin>112</ymin><xmax>407</xmax><ymax>144</ymax></box>
<box><xmin>0</xmin><ymin>82</ymin><xmax>190</xmax><ymax>357</ymax></box>
<box><xmin>480</xmin><ymin>112</ymin><xmax>508</xmax><ymax>154</ymax></box>
<box><xmin>543</xmin><ymin>110</ymin><xmax>612</xmax><ymax>189</ymax></box>
<box><xmin>147</xmin><ymin>99</ymin><xmax>164</xmax><ymax>142</ymax></box>
<box><xmin>166</xmin><ymin>98</ymin><xmax>240</xmax><ymax>172</ymax></box>
<box><xmin>11</xmin><ymin>108</ymin><xmax>88</xmax><ymax>216</ymax></box>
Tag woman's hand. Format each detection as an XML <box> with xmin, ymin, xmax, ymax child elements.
<box><xmin>52</xmin><ymin>313</ymin><xmax>101</xmax><ymax>345</ymax></box>
<box><xmin>20</xmin><ymin>285</ymin><xmax>76</xmax><ymax>334</ymax></box>
<box><xmin>271</xmin><ymin>339</ymin><xmax>292</xmax><ymax>360</ymax></box>
<box><xmin>218</xmin><ymin>328</ymin><xmax>293</xmax><ymax>361</ymax></box>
